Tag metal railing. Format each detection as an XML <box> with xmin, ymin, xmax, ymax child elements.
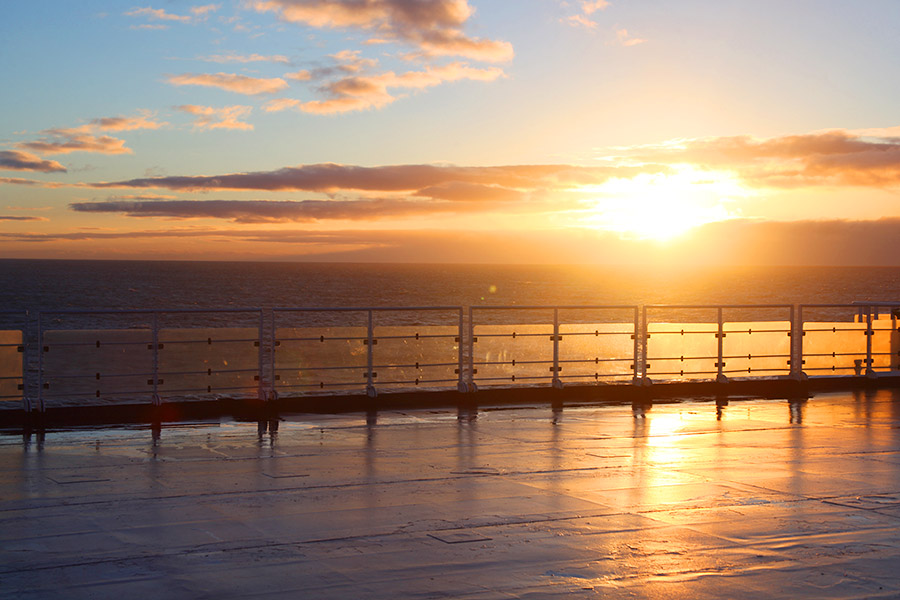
<box><xmin>0</xmin><ymin>302</ymin><xmax>895</xmax><ymax>412</ymax></box>
<box><xmin>36</xmin><ymin>309</ymin><xmax>264</xmax><ymax>412</ymax></box>
<box><xmin>469</xmin><ymin>306</ymin><xmax>639</xmax><ymax>389</ymax></box>
<box><xmin>640</xmin><ymin>305</ymin><xmax>795</xmax><ymax>383</ymax></box>
<box><xmin>271</xmin><ymin>307</ymin><xmax>465</xmax><ymax>398</ymax></box>
<box><xmin>0</xmin><ymin>311</ymin><xmax>26</xmax><ymax>409</ymax></box>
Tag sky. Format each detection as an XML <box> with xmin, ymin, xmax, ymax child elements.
<box><xmin>1</xmin><ymin>0</ymin><xmax>899</xmax><ymax>265</ymax></box>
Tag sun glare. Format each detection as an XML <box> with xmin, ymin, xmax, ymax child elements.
<box><xmin>583</xmin><ymin>167</ymin><xmax>748</xmax><ymax>241</ymax></box>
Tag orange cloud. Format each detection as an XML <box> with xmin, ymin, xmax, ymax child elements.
<box><xmin>621</xmin><ymin>129</ymin><xmax>900</xmax><ymax>188</ymax></box>
<box><xmin>271</xmin><ymin>62</ymin><xmax>504</xmax><ymax>114</ymax></box>
<box><xmin>16</xmin><ymin>112</ymin><xmax>166</xmax><ymax>156</ymax></box>
<box><xmin>177</xmin><ymin>105</ymin><xmax>254</xmax><ymax>130</ymax></box>
<box><xmin>0</xmin><ymin>150</ymin><xmax>66</xmax><ymax>173</ymax></box>
<box><xmin>252</xmin><ymin>0</ymin><xmax>513</xmax><ymax>62</ymax></box>
<box><xmin>19</xmin><ymin>131</ymin><xmax>131</xmax><ymax>155</ymax></box>
<box><xmin>168</xmin><ymin>72</ymin><xmax>289</xmax><ymax>95</ymax></box>
<box><xmin>615</xmin><ymin>28</ymin><xmax>645</xmax><ymax>46</ymax></box>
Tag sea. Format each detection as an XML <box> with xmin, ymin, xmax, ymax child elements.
<box><xmin>2</xmin><ymin>259</ymin><xmax>900</xmax><ymax>312</ymax></box>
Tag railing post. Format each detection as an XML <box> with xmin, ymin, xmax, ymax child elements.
<box><xmin>365</xmin><ymin>309</ymin><xmax>376</xmax><ymax>398</ymax></box>
<box><xmin>257</xmin><ymin>309</ymin><xmax>266</xmax><ymax>402</ymax></box>
<box><xmin>640</xmin><ymin>305</ymin><xmax>650</xmax><ymax>385</ymax></box>
<box><xmin>865</xmin><ymin>305</ymin><xmax>876</xmax><ymax>378</ymax></box>
<box><xmin>468</xmin><ymin>307</ymin><xmax>477</xmax><ymax>392</ymax></box>
<box><xmin>632</xmin><ymin>307</ymin><xmax>640</xmax><ymax>385</ymax></box>
<box><xmin>21</xmin><ymin>311</ymin><xmax>31</xmax><ymax>413</ymax></box>
<box><xmin>551</xmin><ymin>308</ymin><xmax>563</xmax><ymax>389</ymax></box>
<box><xmin>151</xmin><ymin>312</ymin><xmax>161</xmax><ymax>407</ymax></box>
<box><xmin>269</xmin><ymin>309</ymin><xmax>278</xmax><ymax>402</ymax></box>
<box><xmin>791</xmin><ymin>305</ymin><xmax>807</xmax><ymax>381</ymax></box>
<box><xmin>37</xmin><ymin>312</ymin><xmax>45</xmax><ymax>413</ymax></box>
<box><xmin>456</xmin><ymin>308</ymin><xmax>467</xmax><ymax>392</ymax></box>
<box><xmin>716</xmin><ymin>307</ymin><xmax>728</xmax><ymax>383</ymax></box>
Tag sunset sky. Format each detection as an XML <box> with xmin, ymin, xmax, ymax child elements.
<box><xmin>2</xmin><ymin>0</ymin><xmax>899</xmax><ymax>264</ymax></box>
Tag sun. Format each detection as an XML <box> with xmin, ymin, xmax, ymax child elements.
<box><xmin>581</xmin><ymin>167</ymin><xmax>748</xmax><ymax>241</ymax></box>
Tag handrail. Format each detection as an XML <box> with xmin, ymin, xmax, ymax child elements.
<box><xmin>1</xmin><ymin>302</ymin><xmax>893</xmax><ymax>412</ymax></box>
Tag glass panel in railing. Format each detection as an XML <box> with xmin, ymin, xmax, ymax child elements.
<box><xmin>0</xmin><ymin>330</ymin><xmax>23</xmax><ymax>402</ymax></box>
<box><xmin>802</xmin><ymin>321</ymin><xmax>868</xmax><ymax>375</ymax></box>
<box><xmin>722</xmin><ymin>321</ymin><xmax>792</xmax><ymax>377</ymax></box>
<box><xmin>869</xmin><ymin>317</ymin><xmax>897</xmax><ymax>372</ymax></box>
<box><xmin>372</xmin><ymin>325</ymin><xmax>459</xmax><ymax>388</ymax></box>
<box><xmin>42</xmin><ymin>329</ymin><xmax>153</xmax><ymax>405</ymax></box>
<box><xmin>473</xmin><ymin>324</ymin><xmax>554</xmax><ymax>385</ymax></box>
<box><xmin>274</xmin><ymin>326</ymin><xmax>368</xmax><ymax>392</ymax></box>
<box><xmin>646</xmin><ymin>322</ymin><xmax>718</xmax><ymax>380</ymax></box>
<box><xmin>157</xmin><ymin>328</ymin><xmax>260</xmax><ymax>398</ymax></box>
<box><xmin>557</xmin><ymin>323</ymin><xmax>634</xmax><ymax>381</ymax></box>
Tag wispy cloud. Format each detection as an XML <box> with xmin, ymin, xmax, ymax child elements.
<box><xmin>615</xmin><ymin>28</ymin><xmax>645</xmax><ymax>46</ymax></box>
<box><xmin>168</xmin><ymin>72</ymin><xmax>289</xmax><ymax>95</ymax></box>
<box><xmin>68</xmin><ymin>197</ymin><xmax>502</xmax><ymax>222</ymax></box>
<box><xmin>198</xmin><ymin>52</ymin><xmax>290</xmax><ymax>64</ymax></box>
<box><xmin>563</xmin><ymin>0</ymin><xmax>610</xmax><ymax>29</ymax></box>
<box><xmin>16</xmin><ymin>112</ymin><xmax>166</xmax><ymax>156</ymax></box>
<box><xmin>252</xmin><ymin>0</ymin><xmax>513</xmax><ymax>62</ymax></box>
<box><xmin>89</xmin><ymin>162</ymin><xmax>667</xmax><ymax>192</ymax></box>
<box><xmin>0</xmin><ymin>215</ymin><xmax>48</xmax><ymax>222</ymax></box>
<box><xmin>176</xmin><ymin>105</ymin><xmax>254</xmax><ymax>130</ymax></box>
<box><xmin>125</xmin><ymin>4</ymin><xmax>219</xmax><ymax>25</ymax></box>
<box><xmin>267</xmin><ymin>61</ymin><xmax>504</xmax><ymax>114</ymax></box>
<box><xmin>0</xmin><ymin>150</ymin><xmax>67</xmax><ymax>173</ymax></box>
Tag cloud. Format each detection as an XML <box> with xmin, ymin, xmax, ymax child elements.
<box><xmin>191</xmin><ymin>4</ymin><xmax>220</xmax><ymax>17</ymax></box>
<box><xmin>0</xmin><ymin>177</ymin><xmax>66</xmax><ymax>187</ymax></box>
<box><xmin>89</xmin><ymin>162</ymin><xmax>667</xmax><ymax>192</ymax></box>
<box><xmin>583</xmin><ymin>1</ymin><xmax>610</xmax><ymax>14</ymax></box>
<box><xmin>87</xmin><ymin>112</ymin><xmax>166</xmax><ymax>131</ymax></box>
<box><xmin>68</xmin><ymin>198</ymin><xmax>499</xmax><ymax>222</ymax></box>
<box><xmin>125</xmin><ymin>5</ymin><xmax>218</xmax><ymax>23</ymax></box>
<box><xmin>252</xmin><ymin>0</ymin><xmax>513</xmax><ymax>62</ymax></box>
<box><xmin>564</xmin><ymin>14</ymin><xmax>597</xmax><ymax>29</ymax></box>
<box><xmin>16</xmin><ymin>112</ymin><xmax>166</xmax><ymax>156</ymax></box>
<box><xmin>0</xmin><ymin>215</ymin><xmax>48</xmax><ymax>222</ymax></box>
<box><xmin>270</xmin><ymin>61</ymin><xmax>504</xmax><ymax>114</ymax></box>
<box><xmin>563</xmin><ymin>0</ymin><xmax>610</xmax><ymax>29</ymax></box>
<box><xmin>19</xmin><ymin>131</ymin><xmax>132</xmax><ymax>155</ymax></box>
<box><xmin>199</xmin><ymin>52</ymin><xmax>290</xmax><ymax>64</ymax></box>
<box><xmin>620</xmin><ymin>128</ymin><xmax>900</xmax><ymax>188</ymax></box>
<box><xmin>0</xmin><ymin>150</ymin><xmax>67</xmax><ymax>173</ymax></box>
<box><xmin>177</xmin><ymin>105</ymin><xmax>254</xmax><ymax>130</ymax></box>
<box><xmin>615</xmin><ymin>28</ymin><xmax>645</xmax><ymax>46</ymax></box>
<box><xmin>125</xmin><ymin>7</ymin><xmax>192</xmax><ymax>22</ymax></box>
<box><xmin>168</xmin><ymin>72</ymin><xmax>289</xmax><ymax>95</ymax></box>
<box><xmin>6</xmin><ymin>218</ymin><xmax>900</xmax><ymax>266</ymax></box>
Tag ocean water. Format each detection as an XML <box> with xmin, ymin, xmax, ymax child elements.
<box><xmin>2</xmin><ymin>259</ymin><xmax>900</xmax><ymax>312</ymax></box>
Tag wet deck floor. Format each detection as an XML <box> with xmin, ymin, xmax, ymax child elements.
<box><xmin>3</xmin><ymin>391</ymin><xmax>900</xmax><ymax>599</ymax></box>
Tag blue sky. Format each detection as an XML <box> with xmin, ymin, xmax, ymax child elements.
<box><xmin>2</xmin><ymin>1</ymin><xmax>900</xmax><ymax>263</ymax></box>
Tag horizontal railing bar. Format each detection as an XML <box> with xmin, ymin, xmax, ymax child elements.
<box><xmin>159</xmin><ymin>368</ymin><xmax>258</xmax><ymax>376</ymax></box>
<box><xmin>41</xmin><ymin>308</ymin><xmax>262</xmax><ymax>316</ymax></box>
<box><xmin>558</xmin><ymin>358</ymin><xmax>632</xmax><ymax>363</ymax></box>
<box><xmin>559</xmin><ymin>331</ymin><xmax>634</xmax><ymax>336</ymax></box>
<box><xmin>475</xmin><ymin>360</ymin><xmax>552</xmax><ymax>366</ymax></box>
<box><xmin>274</xmin><ymin>306</ymin><xmax>462</xmax><ymax>312</ymax></box>
<box><xmin>47</xmin><ymin>372</ymin><xmax>155</xmax><ymax>380</ymax></box>
<box><xmin>159</xmin><ymin>338</ymin><xmax>259</xmax><ymax>344</ymax></box>
<box><xmin>644</xmin><ymin>304</ymin><xmax>794</xmax><ymax>310</ymax></box>
<box><xmin>473</xmin><ymin>305</ymin><xmax>638</xmax><ymax>311</ymax></box>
